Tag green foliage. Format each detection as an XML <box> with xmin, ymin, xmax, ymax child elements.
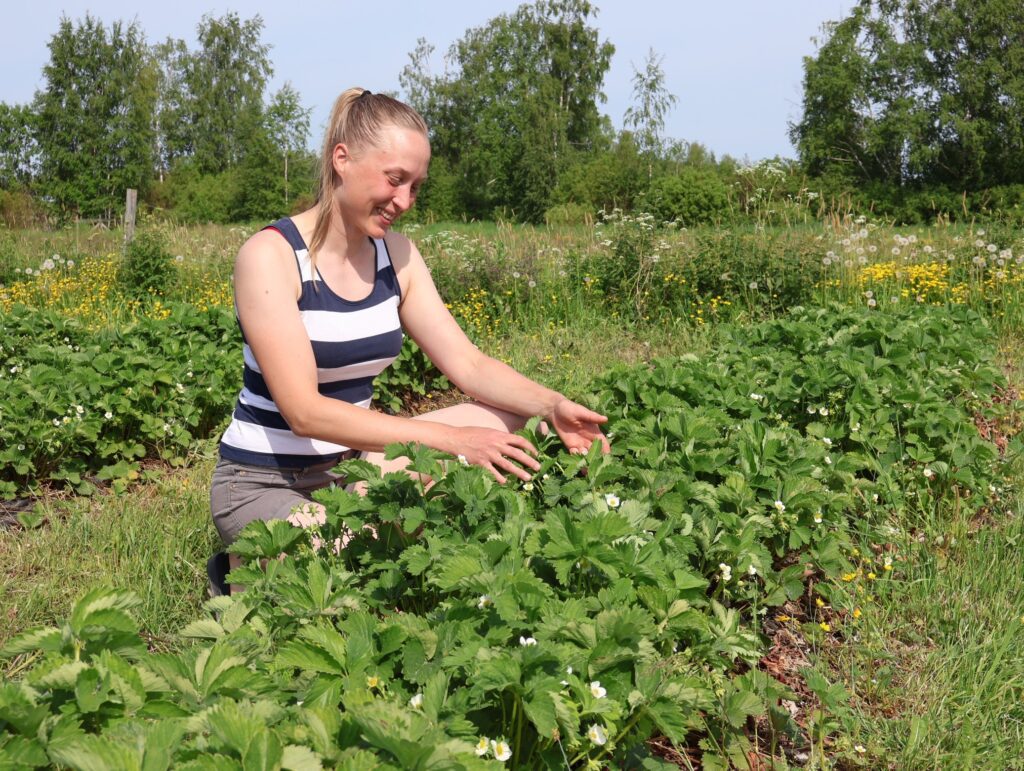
<box><xmin>793</xmin><ymin>0</ymin><xmax>1024</xmax><ymax>191</ymax></box>
<box><xmin>0</xmin><ymin>103</ymin><xmax>37</xmax><ymax>191</ymax></box>
<box><xmin>404</xmin><ymin>0</ymin><xmax>615</xmax><ymax>222</ymax></box>
<box><xmin>0</xmin><ymin>302</ymin><xmax>240</xmax><ymax>498</ymax></box>
<box><xmin>372</xmin><ymin>339</ymin><xmax>450</xmax><ymax>414</ymax></box>
<box><xmin>173</xmin><ymin>13</ymin><xmax>273</xmax><ymax>175</ymax></box>
<box><xmin>646</xmin><ymin>168</ymin><xmax>731</xmax><ymax>226</ymax></box>
<box><xmin>1</xmin><ymin>303</ymin><xmax>1013</xmax><ymax>767</ymax></box>
<box><xmin>33</xmin><ymin>14</ymin><xmax>155</xmax><ymax>220</ymax></box>
<box><xmin>160</xmin><ymin>164</ymin><xmax>239</xmax><ymax>224</ymax></box>
<box><xmin>118</xmin><ymin>231</ymin><xmax>175</xmax><ymax>298</ymax></box>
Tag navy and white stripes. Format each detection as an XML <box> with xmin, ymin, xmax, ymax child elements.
<box><xmin>219</xmin><ymin>218</ymin><xmax>403</xmax><ymax>468</ymax></box>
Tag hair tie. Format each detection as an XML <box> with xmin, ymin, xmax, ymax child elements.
<box><xmin>359</xmin><ymin>89</ymin><xmax>372</xmax><ymax>99</ymax></box>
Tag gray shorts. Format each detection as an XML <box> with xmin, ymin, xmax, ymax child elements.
<box><xmin>209</xmin><ymin>454</ymin><xmax>356</xmax><ymax>545</ymax></box>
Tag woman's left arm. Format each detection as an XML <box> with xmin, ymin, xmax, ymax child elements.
<box><xmin>390</xmin><ymin>234</ymin><xmax>610</xmax><ymax>454</ymax></box>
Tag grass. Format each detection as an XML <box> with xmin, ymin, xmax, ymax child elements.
<box><xmin>0</xmin><ymin>455</ymin><xmax>218</xmax><ymax>660</ymax></box>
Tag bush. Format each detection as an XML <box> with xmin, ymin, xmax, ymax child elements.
<box><xmin>119</xmin><ymin>231</ymin><xmax>175</xmax><ymax>298</ymax></box>
<box><xmin>646</xmin><ymin>168</ymin><xmax>732</xmax><ymax>226</ymax></box>
<box><xmin>543</xmin><ymin>202</ymin><xmax>593</xmax><ymax>226</ymax></box>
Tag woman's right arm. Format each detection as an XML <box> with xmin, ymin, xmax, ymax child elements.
<box><xmin>233</xmin><ymin>234</ymin><xmax>538</xmax><ymax>477</ymax></box>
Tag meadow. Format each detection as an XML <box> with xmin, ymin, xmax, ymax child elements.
<box><xmin>0</xmin><ymin>215</ymin><xmax>1022</xmax><ymax>769</ymax></box>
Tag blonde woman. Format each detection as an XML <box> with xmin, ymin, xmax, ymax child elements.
<box><xmin>208</xmin><ymin>88</ymin><xmax>609</xmax><ymax>594</ymax></box>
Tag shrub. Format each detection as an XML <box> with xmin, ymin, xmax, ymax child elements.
<box><xmin>119</xmin><ymin>231</ymin><xmax>175</xmax><ymax>298</ymax></box>
<box><xmin>543</xmin><ymin>202</ymin><xmax>593</xmax><ymax>226</ymax></box>
<box><xmin>646</xmin><ymin>168</ymin><xmax>732</xmax><ymax>226</ymax></box>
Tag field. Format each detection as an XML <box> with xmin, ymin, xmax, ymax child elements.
<box><xmin>1</xmin><ymin>215</ymin><xmax>1022</xmax><ymax>769</ymax></box>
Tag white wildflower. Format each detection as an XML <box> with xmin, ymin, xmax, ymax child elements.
<box><xmin>588</xmin><ymin>724</ymin><xmax>608</xmax><ymax>746</ymax></box>
<box><xmin>590</xmin><ymin>681</ymin><xmax>607</xmax><ymax>699</ymax></box>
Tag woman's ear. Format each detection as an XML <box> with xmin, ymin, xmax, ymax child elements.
<box><xmin>331</xmin><ymin>142</ymin><xmax>351</xmax><ymax>177</ymax></box>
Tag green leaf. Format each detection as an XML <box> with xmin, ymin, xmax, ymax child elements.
<box><xmin>242</xmin><ymin>729</ymin><xmax>284</xmax><ymax>771</ymax></box>
<box><xmin>281</xmin><ymin>744</ymin><xmax>324</xmax><ymax>771</ymax></box>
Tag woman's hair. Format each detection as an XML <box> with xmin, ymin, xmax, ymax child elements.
<box><xmin>308</xmin><ymin>88</ymin><xmax>429</xmax><ymax>268</ymax></box>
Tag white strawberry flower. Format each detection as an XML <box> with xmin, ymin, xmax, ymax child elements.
<box><xmin>409</xmin><ymin>693</ymin><xmax>423</xmax><ymax>709</ymax></box>
<box><xmin>491</xmin><ymin>739</ymin><xmax>512</xmax><ymax>762</ymax></box>
<box><xmin>590</xmin><ymin>681</ymin><xmax>607</xmax><ymax>699</ymax></box>
<box><xmin>475</xmin><ymin>737</ymin><xmax>490</xmax><ymax>756</ymax></box>
<box><xmin>519</xmin><ymin>636</ymin><xmax>537</xmax><ymax>647</ymax></box>
<box><xmin>477</xmin><ymin>594</ymin><xmax>493</xmax><ymax>609</ymax></box>
<box><xmin>604</xmin><ymin>492</ymin><xmax>621</xmax><ymax>508</ymax></box>
<box><xmin>774</xmin><ymin>500</ymin><xmax>786</xmax><ymax>512</ymax></box>
<box><xmin>719</xmin><ymin>563</ymin><xmax>732</xmax><ymax>582</ymax></box>
<box><xmin>587</xmin><ymin>724</ymin><xmax>608</xmax><ymax>746</ymax></box>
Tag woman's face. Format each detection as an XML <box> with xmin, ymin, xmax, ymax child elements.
<box><xmin>335</xmin><ymin>124</ymin><xmax>430</xmax><ymax>239</ymax></box>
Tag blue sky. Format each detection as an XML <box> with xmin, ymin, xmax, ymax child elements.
<box><xmin>4</xmin><ymin>1</ymin><xmax>852</xmax><ymax>162</ymax></box>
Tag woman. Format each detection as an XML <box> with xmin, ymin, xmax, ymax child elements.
<box><xmin>208</xmin><ymin>88</ymin><xmax>609</xmax><ymax>593</ymax></box>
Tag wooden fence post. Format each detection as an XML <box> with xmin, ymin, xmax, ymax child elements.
<box><xmin>124</xmin><ymin>188</ymin><xmax>138</xmax><ymax>251</ymax></box>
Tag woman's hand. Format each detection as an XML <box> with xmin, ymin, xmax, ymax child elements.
<box><xmin>455</xmin><ymin>426</ymin><xmax>541</xmax><ymax>484</ymax></box>
<box><xmin>549</xmin><ymin>398</ymin><xmax>611</xmax><ymax>455</ymax></box>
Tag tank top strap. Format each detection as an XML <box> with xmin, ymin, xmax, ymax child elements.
<box><xmin>263</xmin><ymin>218</ymin><xmax>309</xmax><ymax>278</ymax></box>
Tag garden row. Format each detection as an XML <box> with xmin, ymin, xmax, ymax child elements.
<box><xmin>2</xmin><ymin>303</ymin><xmax>1016</xmax><ymax>768</ymax></box>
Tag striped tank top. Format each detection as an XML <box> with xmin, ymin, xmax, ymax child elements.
<box><xmin>219</xmin><ymin>217</ymin><xmax>404</xmax><ymax>468</ymax></box>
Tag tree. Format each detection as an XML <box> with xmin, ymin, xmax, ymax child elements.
<box><xmin>792</xmin><ymin>0</ymin><xmax>1024</xmax><ymax>190</ymax></box>
<box><xmin>265</xmin><ymin>83</ymin><xmax>312</xmax><ymax>207</ymax></box>
<box><xmin>0</xmin><ymin>104</ymin><xmax>38</xmax><ymax>190</ymax></box>
<box><xmin>402</xmin><ymin>0</ymin><xmax>614</xmax><ymax>221</ymax></box>
<box><xmin>33</xmin><ymin>14</ymin><xmax>156</xmax><ymax>220</ymax></box>
<box><xmin>181</xmin><ymin>13</ymin><xmax>273</xmax><ymax>174</ymax></box>
<box><xmin>623</xmin><ymin>48</ymin><xmax>677</xmax><ymax>160</ymax></box>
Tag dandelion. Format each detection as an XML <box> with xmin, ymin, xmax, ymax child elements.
<box><xmin>775</xmin><ymin>614</ymin><xmax>791</xmax><ymax>622</ymax></box>
<box><xmin>748</xmin><ymin>281</ymin><xmax>758</xmax><ymax>290</ymax></box>
<box><xmin>587</xmin><ymin>724</ymin><xmax>608</xmax><ymax>746</ymax></box>
<box><xmin>867</xmin><ymin>298</ymin><xmax>877</xmax><ymax>307</ymax></box>
<box><xmin>475</xmin><ymin>737</ymin><xmax>490</xmax><ymax>756</ymax></box>
<box><xmin>891</xmin><ymin>247</ymin><xmax>900</xmax><ymax>256</ymax></box>
<box><xmin>853</xmin><ymin>608</ymin><xmax>862</xmax><ymax>619</ymax></box>
<box><xmin>774</xmin><ymin>500</ymin><xmax>786</xmax><ymax>512</ymax></box>
<box><xmin>409</xmin><ymin>693</ymin><xmax>423</xmax><ymax>709</ymax></box>
<box><xmin>491</xmin><ymin>740</ymin><xmax>512</xmax><ymax>762</ymax></box>
<box><xmin>528</xmin><ymin>280</ymin><xmax>537</xmax><ymax>288</ymax></box>
<box><xmin>822</xmin><ymin>257</ymin><xmax>832</xmax><ymax>266</ymax></box>
<box><xmin>842</xmin><ymin>572</ymin><xmax>856</xmax><ymax>582</ymax></box>
<box><xmin>174</xmin><ymin>255</ymin><xmax>185</xmax><ymax>263</ymax></box>
<box><xmin>867</xmin><ymin>571</ymin><xmax>877</xmax><ymax>580</ymax></box>
<box><xmin>512</xmin><ymin>271</ymin><xmax>521</xmax><ymax>279</ymax></box>
<box><xmin>883</xmin><ymin>556</ymin><xmax>893</xmax><ymax>571</ymax></box>
<box><xmin>604</xmin><ymin>492</ymin><xmax>620</xmax><ymax>508</ymax></box>
<box><xmin>590</xmin><ymin>681</ymin><xmax>607</xmax><ymax>699</ymax></box>
<box><xmin>519</xmin><ymin>636</ymin><xmax>538</xmax><ymax>647</ymax></box>
<box><xmin>478</xmin><ymin>594</ymin><xmax>493</xmax><ymax>609</ymax></box>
